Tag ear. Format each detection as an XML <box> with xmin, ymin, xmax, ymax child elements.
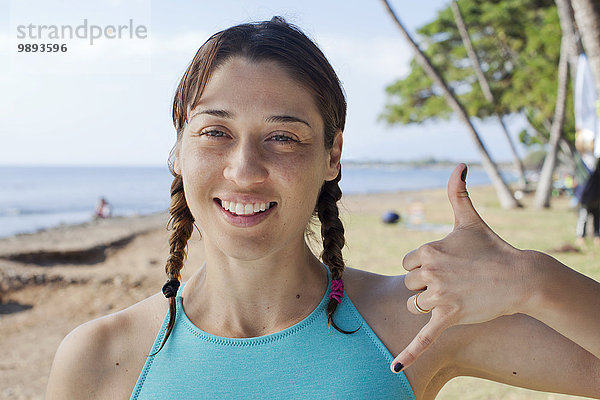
<box><xmin>172</xmin><ymin>142</ymin><xmax>182</xmax><ymax>176</ymax></box>
<box><xmin>325</xmin><ymin>130</ymin><xmax>343</xmax><ymax>181</ymax></box>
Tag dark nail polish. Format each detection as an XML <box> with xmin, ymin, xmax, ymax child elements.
<box><xmin>461</xmin><ymin>166</ymin><xmax>468</xmax><ymax>182</ymax></box>
<box><xmin>393</xmin><ymin>362</ymin><xmax>404</xmax><ymax>372</ymax></box>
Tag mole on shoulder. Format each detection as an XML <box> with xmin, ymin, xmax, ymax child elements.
<box><xmin>116</xmin><ymin>362</ymin><xmax>120</xmax><ymax>366</ymax></box>
<box><xmin>512</xmin><ymin>371</ymin><xmax>517</xmax><ymax>375</ymax></box>
<box><xmin>296</xmin><ymin>294</ymin><xmax>300</xmax><ymax>299</ymax></box>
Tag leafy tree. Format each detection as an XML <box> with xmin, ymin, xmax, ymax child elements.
<box><xmin>450</xmin><ymin>0</ymin><xmax>527</xmax><ymax>187</ymax></box>
<box><xmin>381</xmin><ymin>0</ymin><xmax>520</xmax><ymax>208</ymax></box>
<box><xmin>381</xmin><ymin>0</ymin><xmax>575</xmax><ymax>149</ymax></box>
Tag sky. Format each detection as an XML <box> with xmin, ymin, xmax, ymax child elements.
<box><xmin>0</xmin><ymin>0</ymin><xmax>531</xmax><ymax>166</ymax></box>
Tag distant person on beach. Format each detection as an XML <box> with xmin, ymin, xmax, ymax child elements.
<box><xmin>574</xmin><ymin>130</ymin><xmax>600</xmax><ymax>247</ymax></box>
<box><xmin>575</xmin><ymin>160</ymin><xmax>600</xmax><ymax>246</ymax></box>
<box><xmin>93</xmin><ymin>197</ymin><xmax>111</xmax><ymax>219</ymax></box>
<box><xmin>47</xmin><ymin>18</ymin><xmax>600</xmax><ymax>399</ymax></box>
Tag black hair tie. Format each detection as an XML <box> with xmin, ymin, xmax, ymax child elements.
<box><xmin>162</xmin><ymin>279</ymin><xmax>180</xmax><ymax>298</ymax></box>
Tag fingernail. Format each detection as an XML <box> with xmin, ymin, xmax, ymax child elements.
<box><xmin>461</xmin><ymin>166</ymin><xmax>468</xmax><ymax>182</ymax></box>
<box><xmin>393</xmin><ymin>362</ymin><xmax>404</xmax><ymax>372</ymax></box>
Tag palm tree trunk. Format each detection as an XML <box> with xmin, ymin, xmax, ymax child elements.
<box><xmin>555</xmin><ymin>0</ymin><xmax>584</xmax><ymax>82</ymax></box>
<box><xmin>533</xmin><ymin>0</ymin><xmax>579</xmax><ymax>208</ymax></box>
<box><xmin>450</xmin><ymin>0</ymin><xmax>528</xmax><ymax>188</ymax></box>
<box><xmin>381</xmin><ymin>0</ymin><xmax>520</xmax><ymax>208</ymax></box>
<box><xmin>534</xmin><ymin>37</ymin><xmax>570</xmax><ymax>208</ymax></box>
<box><xmin>558</xmin><ymin>137</ymin><xmax>577</xmax><ymax>173</ymax></box>
<box><xmin>571</xmin><ymin>0</ymin><xmax>600</xmax><ymax>95</ymax></box>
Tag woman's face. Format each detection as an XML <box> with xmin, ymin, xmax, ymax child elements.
<box><xmin>174</xmin><ymin>57</ymin><xmax>342</xmax><ymax>261</ymax></box>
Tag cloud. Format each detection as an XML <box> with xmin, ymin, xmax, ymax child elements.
<box><xmin>317</xmin><ymin>33</ymin><xmax>412</xmax><ymax>82</ymax></box>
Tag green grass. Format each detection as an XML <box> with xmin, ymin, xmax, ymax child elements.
<box><xmin>339</xmin><ymin>186</ymin><xmax>598</xmax><ymax>400</ymax></box>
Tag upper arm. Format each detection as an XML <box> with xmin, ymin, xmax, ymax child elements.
<box><xmin>46</xmin><ymin>293</ymin><xmax>167</xmax><ymax>400</ymax></box>
<box><xmin>46</xmin><ymin>317</ymin><xmax>117</xmax><ymax>400</ymax></box>
<box><xmin>450</xmin><ymin>313</ymin><xmax>600</xmax><ymax>397</ymax></box>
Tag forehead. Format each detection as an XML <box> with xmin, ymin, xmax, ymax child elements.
<box><xmin>189</xmin><ymin>57</ymin><xmax>323</xmax><ymax>129</ymax></box>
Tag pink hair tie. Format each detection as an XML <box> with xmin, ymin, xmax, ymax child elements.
<box><xmin>328</xmin><ymin>279</ymin><xmax>344</xmax><ymax>303</ymax></box>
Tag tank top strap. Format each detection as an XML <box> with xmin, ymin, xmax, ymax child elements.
<box><xmin>176</xmin><ymin>281</ymin><xmax>186</xmax><ymax>298</ymax></box>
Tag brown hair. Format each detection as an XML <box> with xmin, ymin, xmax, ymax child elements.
<box><xmin>156</xmin><ymin>16</ymin><xmax>349</xmax><ymax>353</ymax></box>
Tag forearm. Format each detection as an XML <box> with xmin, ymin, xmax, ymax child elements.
<box><xmin>521</xmin><ymin>250</ymin><xmax>600</xmax><ymax>359</ymax></box>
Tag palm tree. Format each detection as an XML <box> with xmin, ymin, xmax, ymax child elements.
<box><xmin>450</xmin><ymin>0</ymin><xmax>528</xmax><ymax>189</ymax></box>
<box><xmin>571</xmin><ymin>0</ymin><xmax>600</xmax><ymax>95</ymax></box>
<box><xmin>534</xmin><ymin>37</ymin><xmax>569</xmax><ymax>208</ymax></box>
<box><xmin>534</xmin><ymin>0</ymin><xmax>579</xmax><ymax>208</ymax></box>
<box><xmin>381</xmin><ymin>0</ymin><xmax>520</xmax><ymax>209</ymax></box>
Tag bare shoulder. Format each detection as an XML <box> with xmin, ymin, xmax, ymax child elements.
<box><xmin>343</xmin><ymin>267</ymin><xmax>420</xmax><ymax>355</ymax></box>
<box><xmin>46</xmin><ymin>292</ymin><xmax>168</xmax><ymax>400</ymax></box>
<box><xmin>343</xmin><ymin>268</ymin><xmax>458</xmax><ymax>398</ymax></box>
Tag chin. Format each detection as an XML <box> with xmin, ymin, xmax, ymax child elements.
<box><xmin>209</xmin><ymin>233</ymin><xmax>280</xmax><ymax>260</ymax></box>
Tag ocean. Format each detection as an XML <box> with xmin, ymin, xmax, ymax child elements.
<box><xmin>0</xmin><ymin>164</ymin><xmax>497</xmax><ymax>238</ymax></box>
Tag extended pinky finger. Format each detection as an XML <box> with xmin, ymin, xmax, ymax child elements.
<box><xmin>390</xmin><ymin>315</ymin><xmax>449</xmax><ymax>373</ymax></box>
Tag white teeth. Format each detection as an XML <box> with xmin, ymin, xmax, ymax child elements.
<box><xmin>235</xmin><ymin>203</ymin><xmax>244</xmax><ymax>215</ymax></box>
<box><xmin>221</xmin><ymin>200</ymin><xmax>273</xmax><ymax>215</ymax></box>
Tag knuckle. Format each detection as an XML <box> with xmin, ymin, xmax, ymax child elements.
<box><xmin>419</xmin><ymin>267</ymin><xmax>436</xmax><ymax>282</ymax></box>
<box><xmin>416</xmin><ymin>333</ymin><xmax>434</xmax><ymax>349</ymax></box>
<box><xmin>429</xmin><ymin>285</ymin><xmax>447</xmax><ymax>301</ymax></box>
<box><xmin>439</xmin><ymin>306</ymin><xmax>460</xmax><ymax>325</ymax></box>
<box><xmin>427</xmin><ymin>290</ymin><xmax>441</xmax><ymax>304</ymax></box>
<box><xmin>403</xmin><ymin>349</ymin><xmax>417</xmax><ymax>365</ymax></box>
<box><xmin>419</xmin><ymin>243</ymin><xmax>438</xmax><ymax>259</ymax></box>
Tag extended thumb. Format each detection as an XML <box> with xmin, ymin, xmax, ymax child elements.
<box><xmin>447</xmin><ymin>164</ymin><xmax>480</xmax><ymax>228</ymax></box>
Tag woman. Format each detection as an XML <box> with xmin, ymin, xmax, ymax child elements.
<box><xmin>47</xmin><ymin>18</ymin><xmax>600</xmax><ymax>399</ymax></box>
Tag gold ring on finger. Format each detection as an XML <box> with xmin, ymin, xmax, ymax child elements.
<box><xmin>414</xmin><ymin>291</ymin><xmax>432</xmax><ymax>314</ymax></box>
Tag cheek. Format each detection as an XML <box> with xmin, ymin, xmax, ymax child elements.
<box><xmin>181</xmin><ymin>173</ymin><xmax>206</xmax><ymax>223</ymax></box>
<box><xmin>276</xmin><ymin>153</ymin><xmax>327</xmax><ymax>209</ymax></box>
<box><xmin>181</xmin><ymin>145</ymin><xmax>223</xmax><ymax>185</ymax></box>
<box><xmin>179</xmin><ymin>149</ymin><xmax>219</xmax><ymax>220</ymax></box>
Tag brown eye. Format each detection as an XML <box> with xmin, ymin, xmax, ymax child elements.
<box><xmin>269</xmin><ymin>134</ymin><xmax>298</xmax><ymax>143</ymax></box>
<box><xmin>201</xmin><ymin>129</ymin><xmax>228</xmax><ymax>138</ymax></box>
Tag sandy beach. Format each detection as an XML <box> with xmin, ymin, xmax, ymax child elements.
<box><xmin>0</xmin><ymin>186</ymin><xmax>596</xmax><ymax>400</ymax></box>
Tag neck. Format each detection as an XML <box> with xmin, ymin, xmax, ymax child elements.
<box><xmin>182</xmin><ymin>238</ymin><xmax>328</xmax><ymax>338</ymax></box>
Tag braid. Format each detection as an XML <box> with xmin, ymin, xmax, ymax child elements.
<box><xmin>151</xmin><ymin>175</ymin><xmax>194</xmax><ymax>355</ymax></box>
<box><xmin>317</xmin><ymin>171</ymin><xmax>357</xmax><ymax>334</ymax></box>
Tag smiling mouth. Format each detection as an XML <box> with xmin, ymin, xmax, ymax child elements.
<box><xmin>216</xmin><ymin>199</ymin><xmax>277</xmax><ymax>216</ymax></box>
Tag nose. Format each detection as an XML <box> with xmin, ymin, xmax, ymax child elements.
<box><xmin>222</xmin><ymin>139</ymin><xmax>269</xmax><ymax>187</ymax></box>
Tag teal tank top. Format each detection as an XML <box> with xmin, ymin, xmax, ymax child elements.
<box><xmin>130</xmin><ymin>267</ymin><xmax>415</xmax><ymax>399</ymax></box>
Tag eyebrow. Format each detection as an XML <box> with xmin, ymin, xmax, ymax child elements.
<box><xmin>189</xmin><ymin>109</ymin><xmax>312</xmax><ymax>129</ymax></box>
<box><xmin>189</xmin><ymin>109</ymin><xmax>232</xmax><ymax>120</ymax></box>
<box><xmin>265</xmin><ymin>115</ymin><xmax>312</xmax><ymax>128</ymax></box>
